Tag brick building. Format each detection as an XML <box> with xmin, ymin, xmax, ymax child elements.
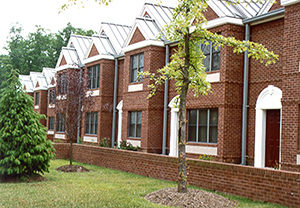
<box><xmin>20</xmin><ymin>0</ymin><xmax>300</xmax><ymax>171</ymax></box>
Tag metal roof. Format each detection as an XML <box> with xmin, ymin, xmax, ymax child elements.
<box><xmin>42</xmin><ymin>67</ymin><xmax>56</xmax><ymax>85</ymax></box>
<box><xmin>67</xmin><ymin>35</ymin><xmax>92</xmax><ymax>61</ymax></box>
<box><xmin>19</xmin><ymin>75</ymin><xmax>34</xmax><ymax>93</ymax></box>
<box><xmin>87</xmin><ymin>34</ymin><xmax>116</xmax><ymax>57</ymax></box>
<box><xmin>55</xmin><ymin>47</ymin><xmax>82</xmax><ymax>68</ymax></box>
<box><xmin>98</xmin><ymin>22</ymin><xmax>131</xmax><ymax>54</ymax></box>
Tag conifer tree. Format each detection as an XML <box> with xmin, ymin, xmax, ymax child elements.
<box><xmin>0</xmin><ymin>69</ymin><xmax>55</xmax><ymax>181</ymax></box>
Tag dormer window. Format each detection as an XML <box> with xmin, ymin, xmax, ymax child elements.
<box><xmin>130</xmin><ymin>53</ymin><xmax>144</xmax><ymax>83</ymax></box>
<box><xmin>88</xmin><ymin>64</ymin><xmax>100</xmax><ymax>89</ymax></box>
<box><xmin>35</xmin><ymin>92</ymin><xmax>40</xmax><ymax>106</ymax></box>
<box><xmin>200</xmin><ymin>41</ymin><xmax>221</xmax><ymax>72</ymax></box>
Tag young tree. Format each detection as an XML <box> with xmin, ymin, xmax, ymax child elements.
<box><xmin>54</xmin><ymin>67</ymin><xmax>94</xmax><ymax>166</ymax></box>
<box><xmin>0</xmin><ymin>68</ymin><xmax>55</xmax><ymax>181</ymax></box>
<box><xmin>142</xmin><ymin>0</ymin><xmax>278</xmax><ymax>193</ymax></box>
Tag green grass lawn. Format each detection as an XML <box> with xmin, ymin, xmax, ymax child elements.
<box><xmin>0</xmin><ymin>160</ymin><xmax>287</xmax><ymax>208</ymax></box>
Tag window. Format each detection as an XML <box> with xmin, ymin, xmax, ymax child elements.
<box><xmin>58</xmin><ymin>73</ymin><xmax>67</xmax><ymax>94</ymax></box>
<box><xmin>188</xmin><ymin>108</ymin><xmax>218</xmax><ymax>143</ymax></box>
<box><xmin>129</xmin><ymin>111</ymin><xmax>142</xmax><ymax>138</ymax></box>
<box><xmin>48</xmin><ymin>117</ymin><xmax>55</xmax><ymax>130</ymax></box>
<box><xmin>35</xmin><ymin>92</ymin><xmax>40</xmax><ymax>105</ymax></box>
<box><xmin>85</xmin><ymin>112</ymin><xmax>98</xmax><ymax>135</ymax></box>
<box><xmin>130</xmin><ymin>53</ymin><xmax>144</xmax><ymax>83</ymax></box>
<box><xmin>49</xmin><ymin>90</ymin><xmax>55</xmax><ymax>104</ymax></box>
<box><xmin>88</xmin><ymin>65</ymin><xmax>100</xmax><ymax>89</ymax></box>
<box><xmin>56</xmin><ymin>114</ymin><xmax>65</xmax><ymax>132</ymax></box>
<box><xmin>200</xmin><ymin>41</ymin><xmax>221</xmax><ymax>72</ymax></box>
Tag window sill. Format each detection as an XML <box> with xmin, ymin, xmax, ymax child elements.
<box><xmin>206</xmin><ymin>72</ymin><xmax>220</xmax><ymax>83</ymax></box>
<box><xmin>186</xmin><ymin>144</ymin><xmax>217</xmax><ymax>156</ymax></box>
<box><xmin>186</xmin><ymin>142</ymin><xmax>217</xmax><ymax>147</ymax></box>
<box><xmin>127</xmin><ymin>137</ymin><xmax>141</xmax><ymax>140</ymax></box>
<box><xmin>34</xmin><ymin>105</ymin><xmax>39</xmax><ymax>109</ymax></box>
<box><xmin>47</xmin><ymin>130</ymin><xmax>54</xmax><ymax>135</ymax></box>
<box><xmin>87</xmin><ymin>89</ymin><xmax>100</xmax><ymax>97</ymax></box>
<box><xmin>54</xmin><ymin>133</ymin><xmax>65</xmax><ymax>139</ymax></box>
<box><xmin>128</xmin><ymin>83</ymin><xmax>143</xmax><ymax>92</ymax></box>
<box><xmin>83</xmin><ymin>136</ymin><xmax>97</xmax><ymax>143</ymax></box>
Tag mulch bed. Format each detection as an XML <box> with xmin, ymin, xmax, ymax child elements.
<box><xmin>56</xmin><ymin>165</ymin><xmax>92</xmax><ymax>173</ymax></box>
<box><xmin>0</xmin><ymin>174</ymin><xmax>47</xmax><ymax>183</ymax></box>
<box><xmin>144</xmin><ymin>187</ymin><xmax>238</xmax><ymax>208</ymax></box>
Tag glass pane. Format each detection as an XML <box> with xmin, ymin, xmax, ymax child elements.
<box><xmin>132</xmin><ymin>56</ymin><xmax>138</xmax><ymax>69</ymax></box>
<box><xmin>212</xmin><ymin>44</ymin><xmax>221</xmax><ymax>53</ymax></box>
<box><xmin>91</xmin><ymin>113</ymin><xmax>94</xmax><ymax>134</ymax></box>
<box><xmin>210</xmin><ymin>109</ymin><xmax>218</xmax><ymax>125</ymax></box>
<box><xmin>96</xmin><ymin>65</ymin><xmax>100</xmax><ymax>88</ymax></box>
<box><xmin>212</xmin><ymin>52</ymin><xmax>220</xmax><ymax>71</ymax></box>
<box><xmin>189</xmin><ymin>110</ymin><xmax>197</xmax><ymax>124</ymax></box>
<box><xmin>188</xmin><ymin>126</ymin><xmax>196</xmax><ymax>142</ymax></box>
<box><xmin>199</xmin><ymin>110</ymin><xmax>207</xmax><ymax>125</ymax></box>
<box><xmin>136</xmin><ymin>124</ymin><xmax>141</xmax><ymax>137</ymax></box>
<box><xmin>131</xmin><ymin>69</ymin><xmax>138</xmax><ymax>82</ymax></box>
<box><xmin>199</xmin><ymin>126</ymin><xmax>207</xmax><ymax>142</ymax></box>
<box><xmin>201</xmin><ymin>42</ymin><xmax>210</xmax><ymax>54</ymax></box>
<box><xmin>139</xmin><ymin>54</ymin><xmax>144</xmax><ymax>67</ymax></box>
<box><xmin>137</xmin><ymin>112</ymin><xmax>142</xmax><ymax>124</ymax></box>
<box><xmin>129</xmin><ymin>124</ymin><xmax>135</xmax><ymax>137</ymax></box>
<box><xmin>203</xmin><ymin>56</ymin><xmax>210</xmax><ymax>71</ymax></box>
<box><xmin>130</xmin><ymin>112</ymin><xmax>136</xmax><ymax>125</ymax></box>
<box><xmin>209</xmin><ymin>126</ymin><xmax>218</xmax><ymax>143</ymax></box>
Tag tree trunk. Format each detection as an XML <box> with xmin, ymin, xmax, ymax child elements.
<box><xmin>70</xmin><ymin>139</ymin><xmax>73</xmax><ymax>166</ymax></box>
<box><xmin>178</xmin><ymin>31</ymin><xmax>190</xmax><ymax>193</ymax></box>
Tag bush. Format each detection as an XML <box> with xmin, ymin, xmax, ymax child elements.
<box><xmin>99</xmin><ymin>137</ymin><xmax>110</xmax><ymax>147</ymax></box>
<box><xmin>119</xmin><ymin>140</ymin><xmax>140</xmax><ymax>151</ymax></box>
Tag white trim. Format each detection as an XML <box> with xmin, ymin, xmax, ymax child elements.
<box><xmin>47</xmin><ymin>130</ymin><xmax>54</xmax><ymax>135</ymax></box>
<box><xmin>34</xmin><ymin>87</ymin><xmax>47</xmax><ymax>91</ymax></box>
<box><xmin>297</xmin><ymin>154</ymin><xmax>300</xmax><ymax>165</ymax></box>
<box><xmin>254</xmin><ymin>85</ymin><xmax>282</xmax><ymax>168</ymax></box>
<box><xmin>127</xmin><ymin>140</ymin><xmax>141</xmax><ymax>147</ymax></box>
<box><xmin>128</xmin><ymin>83</ymin><xmax>143</xmax><ymax>92</ymax></box>
<box><xmin>116</xmin><ymin>100</ymin><xmax>123</xmax><ymax>147</ymax></box>
<box><xmin>87</xmin><ymin>90</ymin><xmax>100</xmax><ymax>97</ymax></box>
<box><xmin>123</xmin><ymin>40</ymin><xmax>164</xmax><ymax>53</ymax></box>
<box><xmin>281</xmin><ymin>0</ymin><xmax>300</xmax><ymax>6</ymax></box>
<box><xmin>57</xmin><ymin>95</ymin><xmax>67</xmax><ymax>100</ymax></box>
<box><xmin>206</xmin><ymin>72</ymin><xmax>220</xmax><ymax>83</ymax></box>
<box><xmin>83</xmin><ymin>54</ymin><xmax>114</xmax><ymax>64</ymax></box>
<box><xmin>83</xmin><ymin>136</ymin><xmax>97</xmax><ymax>143</ymax></box>
<box><xmin>34</xmin><ymin>105</ymin><xmax>39</xmax><ymax>109</ymax></box>
<box><xmin>186</xmin><ymin>145</ymin><xmax>217</xmax><ymax>156</ymax></box>
<box><xmin>48</xmin><ymin>104</ymin><xmax>55</xmax><ymax>108</ymax></box>
<box><xmin>168</xmin><ymin>95</ymin><xmax>180</xmax><ymax>157</ymax></box>
<box><xmin>55</xmin><ymin>134</ymin><xmax>65</xmax><ymax>139</ymax></box>
<box><xmin>55</xmin><ymin>65</ymin><xmax>79</xmax><ymax>72</ymax></box>
<box><xmin>203</xmin><ymin>17</ymin><xmax>243</xmax><ymax>29</ymax></box>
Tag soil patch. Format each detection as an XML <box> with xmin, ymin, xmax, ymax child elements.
<box><xmin>0</xmin><ymin>174</ymin><xmax>47</xmax><ymax>183</ymax></box>
<box><xmin>56</xmin><ymin>165</ymin><xmax>92</xmax><ymax>173</ymax></box>
<box><xmin>144</xmin><ymin>188</ymin><xmax>238</xmax><ymax>208</ymax></box>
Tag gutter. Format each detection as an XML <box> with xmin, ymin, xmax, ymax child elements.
<box><xmin>162</xmin><ymin>44</ymin><xmax>170</xmax><ymax>155</ymax></box>
<box><xmin>243</xmin><ymin>8</ymin><xmax>285</xmax><ymax>25</ymax></box>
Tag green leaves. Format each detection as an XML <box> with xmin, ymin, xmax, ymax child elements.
<box><xmin>0</xmin><ymin>68</ymin><xmax>55</xmax><ymax>180</ymax></box>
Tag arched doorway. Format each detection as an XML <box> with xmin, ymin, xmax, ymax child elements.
<box><xmin>254</xmin><ymin>85</ymin><xmax>282</xmax><ymax>168</ymax></box>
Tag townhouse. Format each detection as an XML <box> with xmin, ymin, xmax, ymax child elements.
<box><xmin>20</xmin><ymin>0</ymin><xmax>300</xmax><ymax>171</ymax></box>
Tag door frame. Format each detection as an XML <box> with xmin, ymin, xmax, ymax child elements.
<box><xmin>254</xmin><ymin>85</ymin><xmax>282</xmax><ymax>168</ymax></box>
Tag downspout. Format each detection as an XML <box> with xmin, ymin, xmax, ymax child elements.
<box><xmin>162</xmin><ymin>44</ymin><xmax>170</xmax><ymax>155</ymax></box>
<box><xmin>111</xmin><ymin>57</ymin><xmax>119</xmax><ymax>148</ymax></box>
<box><xmin>241</xmin><ymin>24</ymin><xmax>250</xmax><ymax>165</ymax></box>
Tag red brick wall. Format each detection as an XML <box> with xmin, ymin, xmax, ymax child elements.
<box><xmin>88</xmin><ymin>44</ymin><xmax>99</xmax><ymax>58</ymax></box>
<box><xmin>281</xmin><ymin>3</ymin><xmax>300</xmax><ymax>168</ymax></box>
<box><xmin>129</xmin><ymin>28</ymin><xmax>146</xmax><ymax>45</ymax></box>
<box><xmin>34</xmin><ymin>90</ymin><xmax>48</xmax><ymax>127</ymax></box>
<box><xmin>122</xmin><ymin>46</ymin><xmax>165</xmax><ymax>153</ymax></box>
<box><xmin>53</xmin><ymin>143</ymin><xmax>300</xmax><ymax>208</ymax></box>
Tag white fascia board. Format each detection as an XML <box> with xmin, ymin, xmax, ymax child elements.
<box><xmin>33</xmin><ymin>87</ymin><xmax>47</xmax><ymax>91</ymax></box>
<box><xmin>203</xmin><ymin>17</ymin><xmax>243</xmax><ymax>29</ymax></box>
<box><xmin>123</xmin><ymin>40</ymin><xmax>164</xmax><ymax>53</ymax></box>
<box><xmin>48</xmin><ymin>84</ymin><xmax>56</xmax><ymax>88</ymax></box>
<box><xmin>83</xmin><ymin>54</ymin><xmax>114</xmax><ymax>64</ymax></box>
<box><xmin>281</xmin><ymin>0</ymin><xmax>300</xmax><ymax>6</ymax></box>
<box><xmin>55</xmin><ymin>65</ymin><xmax>79</xmax><ymax>72</ymax></box>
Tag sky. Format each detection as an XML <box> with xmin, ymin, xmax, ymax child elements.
<box><xmin>0</xmin><ymin>0</ymin><xmax>177</xmax><ymax>55</ymax></box>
